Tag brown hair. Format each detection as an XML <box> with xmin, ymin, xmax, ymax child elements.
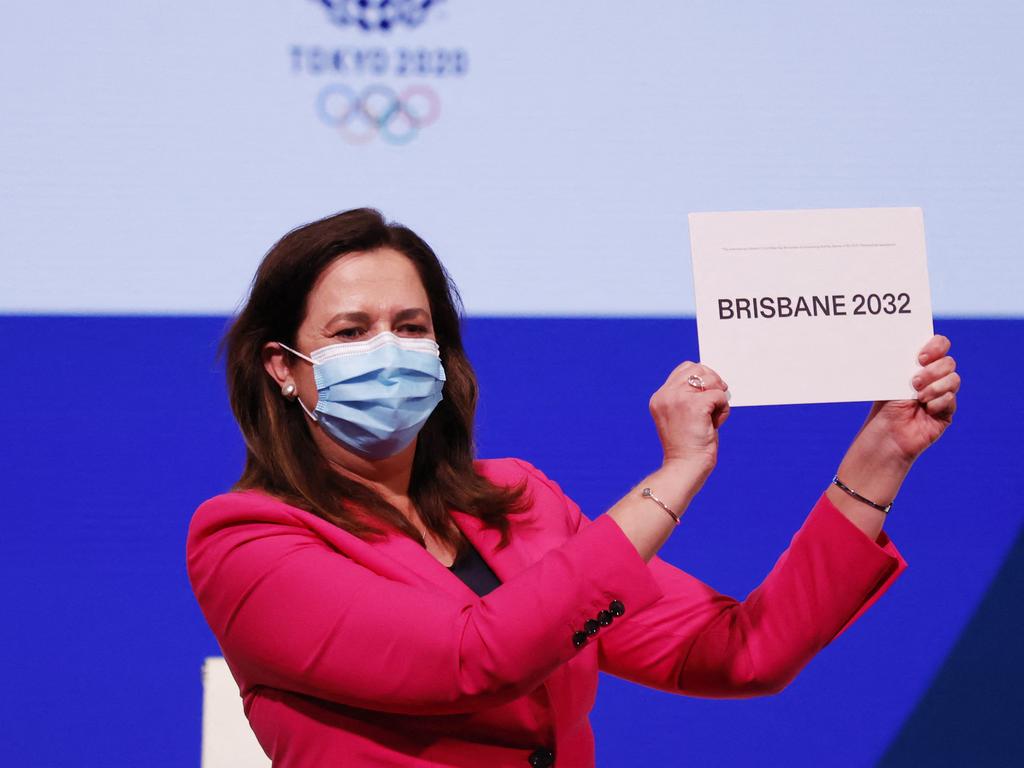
<box><xmin>223</xmin><ymin>208</ymin><xmax>526</xmax><ymax>550</ymax></box>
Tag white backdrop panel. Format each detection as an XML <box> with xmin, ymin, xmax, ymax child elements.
<box><xmin>1</xmin><ymin>1</ymin><xmax>1021</xmax><ymax>315</ymax></box>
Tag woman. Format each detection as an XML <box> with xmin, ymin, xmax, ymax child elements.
<box><xmin>187</xmin><ymin>208</ymin><xmax>959</xmax><ymax>767</ymax></box>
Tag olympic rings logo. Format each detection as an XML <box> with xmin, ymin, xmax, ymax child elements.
<box><xmin>315</xmin><ymin>0</ymin><xmax>440</xmax><ymax>32</ymax></box>
<box><xmin>316</xmin><ymin>84</ymin><xmax>441</xmax><ymax>145</ymax></box>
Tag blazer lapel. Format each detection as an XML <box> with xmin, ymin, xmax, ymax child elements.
<box><xmin>449</xmin><ymin>509</ymin><xmax>533</xmax><ymax>585</ymax></box>
<box><xmin>353</xmin><ymin>507</ymin><xmax>536</xmax><ymax>606</ymax></box>
<box><xmin>453</xmin><ymin>509</ymin><xmax>577</xmax><ymax>736</ymax></box>
<box><xmin>366</xmin><ymin>528</ymin><xmax>477</xmax><ymax>599</ymax></box>
<box><xmin>366</xmin><ymin>509</ymin><xmax>571</xmax><ymax>735</ymax></box>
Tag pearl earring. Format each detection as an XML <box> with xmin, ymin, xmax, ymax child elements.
<box><xmin>282</xmin><ymin>383</ymin><xmax>296</xmax><ymax>398</ymax></box>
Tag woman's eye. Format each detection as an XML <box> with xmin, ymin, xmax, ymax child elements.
<box><xmin>333</xmin><ymin>328</ymin><xmax>365</xmax><ymax>339</ymax></box>
<box><xmin>398</xmin><ymin>324</ymin><xmax>429</xmax><ymax>335</ymax></box>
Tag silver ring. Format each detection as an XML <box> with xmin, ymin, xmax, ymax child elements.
<box><xmin>687</xmin><ymin>374</ymin><xmax>705</xmax><ymax>391</ymax></box>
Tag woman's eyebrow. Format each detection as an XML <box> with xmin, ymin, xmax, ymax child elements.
<box><xmin>323</xmin><ymin>310</ymin><xmax>372</xmax><ymax>328</ymax></box>
<box><xmin>322</xmin><ymin>308</ymin><xmax>430</xmax><ymax>328</ymax></box>
<box><xmin>394</xmin><ymin>308</ymin><xmax>431</xmax><ymax>322</ymax></box>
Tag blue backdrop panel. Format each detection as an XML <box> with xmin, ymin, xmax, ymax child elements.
<box><xmin>879</xmin><ymin>519</ymin><xmax>1024</xmax><ymax>767</ymax></box>
<box><xmin>0</xmin><ymin>316</ymin><xmax>1019</xmax><ymax>767</ymax></box>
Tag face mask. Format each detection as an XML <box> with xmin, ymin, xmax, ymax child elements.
<box><xmin>277</xmin><ymin>332</ymin><xmax>446</xmax><ymax>459</ymax></box>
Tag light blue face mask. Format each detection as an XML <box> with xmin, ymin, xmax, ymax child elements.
<box><xmin>277</xmin><ymin>332</ymin><xmax>446</xmax><ymax>459</ymax></box>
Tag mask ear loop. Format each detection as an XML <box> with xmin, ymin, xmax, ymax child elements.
<box><xmin>294</xmin><ymin>395</ymin><xmax>319</xmax><ymax>423</ymax></box>
<box><xmin>275</xmin><ymin>341</ymin><xmax>314</xmax><ymax>364</ymax></box>
<box><xmin>275</xmin><ymin>341</ymin><xmax>319</xmax><ymax>422</ymax></box>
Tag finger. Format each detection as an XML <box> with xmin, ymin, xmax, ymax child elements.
<box><xmin>704</xmin><ymin>390</ymin><xmax>731</xmax><ymax>428</ymax></box>
<box><xmin>664</xmin><ymin>360</ymin><xmax>700</xmax><ymax>386</ymax></box>
<box><xmin>667</xmin><ymin>362</ymin><xmax>728</xmax><ymax>392</ymax></box>
<box><xmin>918</xmin><ymin>334</ymin><xmax>951</xmax><ymax>365</ymax></box>
<box><xmin>712</xmin><ymin>401</ymin><xmax>730</xmax><ymax>429</ymax></box>
<box><xmin>924</xmin><ymin>391</ymin><xmax>956</xmax><ymax>418</ymax></box>
<box><xmin>918</xmin><ymin>371</ymin><xmax>961</xmax><ymax>403</ymax></box>
<box><xmin>912</xmin><ymin>355</ymin><xmax>957</xmax><ymax>391</ymax></box>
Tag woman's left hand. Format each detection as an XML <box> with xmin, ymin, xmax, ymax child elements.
<box><xmin>829</xmin><ymin>335</ymin><xmax>958</xmax><ymax>539</ymax></box>
<box><xmin>860</xmin><ymin>334</ymin><xmax>960</xmax><ymax>464</ymax></box>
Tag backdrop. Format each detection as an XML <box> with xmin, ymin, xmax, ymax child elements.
<box><xmin>2</xmin><ymin>2</ymin><xmax>1022</xmax><ymax>766</ymax></box>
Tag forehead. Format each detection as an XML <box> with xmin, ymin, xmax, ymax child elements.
<box><xmin>307</xmin><ymin>247</ymin><xmax>429</xmax><ymax>312</ymax></box>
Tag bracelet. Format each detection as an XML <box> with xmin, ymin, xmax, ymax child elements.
<box><xmin>641</xmin><ymin>487</ymin><xmax>681</xmax><ymax>525</ymax></box>
<box><xmin>831</xmin><ymin>475</ymin><xmax>893</xmax><ymax>514</ymax></box>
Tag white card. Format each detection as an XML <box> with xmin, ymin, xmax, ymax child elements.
<box><xmin>688</xmin><ymin>207</ymin><xmax>934</xmax><ymax>407</ymax></box>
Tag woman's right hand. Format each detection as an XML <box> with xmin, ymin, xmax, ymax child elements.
<box><xmin>605</xmin><ymin>362</ymin><xmax>730</xmax><ymax>560</ymax></box>
<box><xmin>649</xmin><ymin>361</ymin><xmax>731</xmax><ymax>475</ymax></box>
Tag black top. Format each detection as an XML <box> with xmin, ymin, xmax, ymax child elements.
<box><xmin>448</xmin><ymin>542</ymin><xmax>502</xmax><ymax>597</ymax></box>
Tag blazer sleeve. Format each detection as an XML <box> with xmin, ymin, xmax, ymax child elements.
<box><xmin>597</xmin><ymin>492</ymin><xmax>907</xmax><ymax>697</ymax></box>
<box><xmin>186</xmin><ymin>485</ymin><xmax>664</xmax><ymax>716</ymax></box>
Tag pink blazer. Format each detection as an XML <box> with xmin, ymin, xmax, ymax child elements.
<box><xmin>187</xmin><ymin>458</ymin><xmax>906</xmax><ymax>768</ymax></box>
